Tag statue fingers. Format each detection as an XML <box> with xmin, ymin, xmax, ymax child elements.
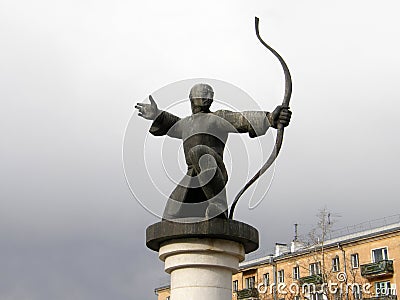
<box><xmin>149</xmin><ymin>95</ymin><xmax>157</xmax><ymax>107</ymax></box>
<box><xmin>280</xmin><ymin>110</ymin><xmax>289</xmax><ymax>115</ymax></box>
<box><xmin>279</xmin><ymin>114</ymin><xmax>291</xmax><ymax>121</ymax></box>
<box><xmin>278</xmin><ymin>116</ymin><xmax>290</xmax><ymax>126</ymax></box>
<box><xmin>279</xmin><ymin>111</ymin><xmax>292</xmax><ymax>118</ymax></box>
<box><xmin>135</xmin><ymin>105</ymin><xmax>144</xmax><ymax>113</ymax></box>
<box><xmin>272</xmin><ymin>105</ymin><xmax>283</xmax><ymax>120</ymax></box>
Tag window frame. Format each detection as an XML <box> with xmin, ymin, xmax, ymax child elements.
<box><xmin>352</xmin><ymin>284</ymin><xmax>362</xmax><ymax>300</ymax></box>
<box><xmin>245</xmin><ymin>276</ymin><xmax>255</xmax><ymax>289</ymax></box>
<box><xmin>351</xmin><ymin>253</ymin><xmax>359</xmax><ymax>269</ymax></box>
<box><xmin>309</xmin><ymin>262</ymin><xmax>321</xmax><ymax>276</ymax></box>
<box><xmin>263</xmin><ymin>273</ymin><xmax>270</xmax><ymax>286</ymax></box>
<box><xmin>310</xmin><ymin>292</ymin><xmax>324</xmax><ymax>300</ymax></box>
<box><xmin>332</xmin><ymin>256</ymin><xmax>340</xmax><ymax>272</ymax></box>
<box><xmin>278</xmin><ymin>269</ymin><xmax>285</xmax><ymax>283</ymax></box>
<box><xmin>375</xmin><ymin>281</ymin><xmax>392</xmax><ymax>296</ymax></box>
<box><xmin>371</xmin><ymin>247</ymin><xmax>389</xmax><ymax>263</ymax></box>
<box><xmin>293</xmin><ymin>266</ymin><xmax>300</xmax><ymax>280</ymax></box>
<box><xmin>233</xmin><ymin>280</ymin><xmax>238</xmax><ymax>292</ymax></box>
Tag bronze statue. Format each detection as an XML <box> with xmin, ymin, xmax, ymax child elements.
<box><xmin>136</xmin><ymin>17</ymin><xmax>293</xmax><ymax>222</ymax></box>
<box><xmin>135</xmin><ymin>83</ymin><xmax>291</xmax><ymax>221</ymax></box>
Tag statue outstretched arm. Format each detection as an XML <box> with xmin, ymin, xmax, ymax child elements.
<box><xmin>135</xmin><ymin>95</ymin><xmax>182</xmax><ymax>139</ymax></box>
<box><xmin>135</xmin><ymin>95</ymin><xmax>160</xmax><ymax>120</ymax></box>
<box><xmin>214</xmin><ymin>109</ymin><xmax>270</xmax><ymax>137</ymax></box>
<box><xmin>149</xmin><ymin>110</ymin><xmax>182</xmax><ymax>138</ymax></box>
<box><xmin>215</xmin><ymin>106</ymin><xmax>291</xmax><ymax>138</ymax></box>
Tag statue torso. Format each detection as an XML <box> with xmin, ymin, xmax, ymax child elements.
<box><xmin>180</xmin><ymin>112</ymin><xmax>229</xmax><ymax>164</ymax></box>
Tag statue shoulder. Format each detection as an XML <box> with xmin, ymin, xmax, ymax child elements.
<box><xmin>213</xmin><ymin>110</ymin><xmax>234</xmax><ymax>117</ymax></box>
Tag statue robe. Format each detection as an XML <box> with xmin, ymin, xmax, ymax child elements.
<box><xmin>149</xmin><ymin>109</ymin><xmax>271</xmax><ymax>220</ymax></box>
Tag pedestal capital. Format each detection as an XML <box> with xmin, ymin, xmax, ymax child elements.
<box><xmin>146</xmin><ymin>218</ymin><xmax>259</xmax><ymax>254</ymax></box>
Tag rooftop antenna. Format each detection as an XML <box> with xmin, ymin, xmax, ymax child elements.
<box><xmin>293</xmin><ymin>223</ymin><xmax>298</xmax><ymax>242</ymax></box>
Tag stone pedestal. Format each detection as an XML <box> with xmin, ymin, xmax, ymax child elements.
<box><xmin>146</xmin><ymin>219</ymin><xmax>259</xmax><ymax>300</ymax></box>
<box><xmin>160</xmin><ymin>238</ymin><xmax>244</xmax><ymax>300</ymax></box>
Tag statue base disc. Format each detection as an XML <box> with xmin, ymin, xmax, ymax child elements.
<box><xmin>146</xmin><ymin>218</ymin><xmax>259</xmax><ymax>254</ymax></box>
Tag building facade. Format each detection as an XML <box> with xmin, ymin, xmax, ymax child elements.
<box><xmin>155</xmin><ymin>221</ymin><xmax>399</xmax><ymax>300</ymax></box>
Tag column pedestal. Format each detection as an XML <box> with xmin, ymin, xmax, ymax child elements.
<box><xmin>146</xmin><ymin>219</ymin><xmax>259</xmax><ymax>300</ymax></box>
<box><xmin>160</xmin><ymin>238</ymin><xmax>244</xmax><ymax>300</ymax></box>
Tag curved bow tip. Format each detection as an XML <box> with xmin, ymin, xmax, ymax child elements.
<box><xmin>255</xmin><ymin>16</ymin><xmax>260</xmax><ymax>27</ymax></box>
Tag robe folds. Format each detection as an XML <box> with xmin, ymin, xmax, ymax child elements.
<box><xmin>149</xmin><ymin>110</ymin><xmax>271</xmax><ymax>220</ymax></box>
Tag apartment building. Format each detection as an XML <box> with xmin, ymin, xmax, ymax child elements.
<box><xmin>155</xmin><ymin>218</ymin><xmax>399</xmax><ymax>300</ymax></box>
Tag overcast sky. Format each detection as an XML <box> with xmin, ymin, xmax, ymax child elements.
<box><xmin>1</xmin><ymin>0</ymin><xmax>400</xmax><ymax>299</ymax></box>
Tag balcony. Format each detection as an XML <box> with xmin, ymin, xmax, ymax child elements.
<box><xmin>236</xmin><ymin>288</ymin><xmax>259</xmax><ymax>299</ymax></box>
<box><xmin>299</xmin><ymin>274</ymin><xmax>323</xmax><ymax>285</ymax></box>
<box><xmin>361</xmin><ymin>260</ymin><xmax>394</xmax><ymax>278</ymax></box>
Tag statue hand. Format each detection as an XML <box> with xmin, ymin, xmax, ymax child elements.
<box><xmin>268</xmin><ymin>105</ymin><xmax>292</xmax><ymax>128</ymax></box>
<box><xmin>135</xmin><ymin>95</ymin><xmax>160</xmax><ymax>120</ymax></box>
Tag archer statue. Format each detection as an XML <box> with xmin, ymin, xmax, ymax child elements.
<box><xmin>135</xmin><ymin>17</ymin><xmax>293</xmax><ymax>222</ymax></box>
<box><xmin>135</xmin><ymin>84</ymin><xmax>291</xmax><ymax>221</ymax></box>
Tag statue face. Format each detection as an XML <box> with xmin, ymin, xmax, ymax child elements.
<box><xmin>189</xmin><ymin>84</ymin><xmax>214</xmax><ymax>114</ymax></box>
<box><xmin>190</xmin><ymin>98</ymin><xmax>212</xmax><ymax>114</ymax></box>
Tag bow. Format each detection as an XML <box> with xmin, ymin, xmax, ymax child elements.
<box><xmin>229</xmin><ymin>17</ymin><xmax>292</xmax><ymax>219</ymax></box>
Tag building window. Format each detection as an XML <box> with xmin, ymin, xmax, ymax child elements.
<box><xmin>263</xmin><ymin>273</ymin><xmax>270</xmax><ymax>286</ymax></box>
<box><xmin>375</xmin><ymin>281</ymin><xmax>392</xmax><ymax>296</ymax></box>
<box><xmin>333</xmin><ymin>290</ymin><xmax>342</xmax><ymax>300</ymax></box>
<box><xmin>332</xmin><ymin>256</ymin><xmax>340</xmax><ymax>272</ymax></box>
<box><xmin>245</xmin><ymin>276</ymin><xmax>255</xmax><ymax>289</ymax></box>
<box><xmin>372</xmin><ymin>247</ymin><xmax>388</xmax><ymax>262</ymax></box>
<box><xmin>233</xmin><ymin>280</ymin><xmax>238</xmax><ymax>292</ymax></box>
<box><xmin>351</xmin><ymin>253</ymin><xmax>359</xmax><ymax>268</ymax></box>
<box><xmin>278</xmin><ymin>270</ymin><xmax>285</xmax><ymax>283</ymax></box>
<box><xmin>309</xmin><ymin>262</ymin><xmax>321</xmax><ymax>275</ymax></box>
<box><xmin>353</xmin><ymin>284</ymin><xmax>362</xmax><ymax>299</ymax></box>
<box><xmin>293</xmin><ymin>266</ymin><xmax>300</xmax><ymax>280</ymax></box>
<box><xmin>311</xmin><ymin>293</ymin><xmax>324</xmax><ymax>300</ymax></box>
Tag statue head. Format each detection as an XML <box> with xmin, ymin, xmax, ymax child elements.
<box><xmin>189</xmin><ymin>83</ymin><xmax>214</xmax><ymax>113</ymax></box>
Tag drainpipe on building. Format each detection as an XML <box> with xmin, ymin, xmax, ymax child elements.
<box><xmin>270</xmin><ymin>256</ymin><xmax>277</xmax><ymax>300</ymax></box>
<box><xmin>338</xmin><ymin>243</ymin><xmax>349</xmax><ymax>300</ymax></box>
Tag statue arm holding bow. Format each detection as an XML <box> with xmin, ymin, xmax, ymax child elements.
<box><xmin>214</xmin><ymin>106</ymin><xmax>291</xmax><ymax>138</ymax></box>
